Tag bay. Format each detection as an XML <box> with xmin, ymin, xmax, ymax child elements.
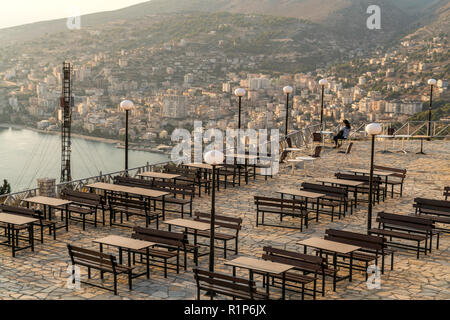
<box><xmin>0</xmin><ymin>126</ymin><xmax>169</xmax><ymax>192</ymax></box>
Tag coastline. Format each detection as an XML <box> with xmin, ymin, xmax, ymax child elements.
<box><xmin>0</xmin><ymin>122</ymin><xmax>120</xmax><ymax>145</ymax></box>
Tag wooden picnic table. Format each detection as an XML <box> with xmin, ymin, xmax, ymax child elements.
<box><xmin>225</xmin><ymin>256</ymin><xmax>293</xmax><ymax>300</ymax></box>
<box><xmin>163</xmin><ymin>218</ymin><xmax>211</xmax><ymax>251</ymax></box>
<box><xmin>277</xmin><ymin>189</ymin><xmax>325</xmax><ymax>227</ymax></box>
<box><xmin>0</xmin><ymin>212</ymin><xmax>37</xmax><ymax>257</ymax></box>
<box><xmin>93</xmin><ymin>235</ymin><xmax>156</xmax><ymax>279</ymax></box>
<box><xmin>183</xmin><ymin>163</ymin><xmax>223</xmax><ymax>170</ymax></box>
<box><xmin>316</xmin><ymin>178</ymin><xmax>365</xmax><ymax>207</ymax></box>
<box><xmin>225</xmin><ymin>154</ymin><xmax>258</xmax><ymax>184</ymax></box>
<box><xmin>87</xmin><ymin>182</ymin><xmax>170</xmax><ymax>218</ymax></box>
<box><xmin>183</xmin><ymin>163</ymin><xmax>224</xmax><ymax>191</ymax></box>
<box><xmin>137</xmin><ymin>171</ymin><xmax>180</xmax><ymax>181</ymax></box>
<box><xmin>345</xmin><ymin>168</ymin><xmax>394</xmax><ymax>197</ymax></box>
<box><xmin>23</xmin><ymin>196</ymin><xmax>72</xmax><ymax>232</ymax></box>
<box><xmin>297</xmin><ymin>237</ymin><xmax>360</xmax><ymax>290</ymax></box>
<box><xmin>87</xmin><ymin>182</ymin><xmax>167</xmax><ymax>197</ymax></box>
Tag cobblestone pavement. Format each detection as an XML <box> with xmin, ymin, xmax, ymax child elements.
<box><xmin>0</xmin><ymin>139</ymin><xmax>448</xmax><ymax>300</ymax></box>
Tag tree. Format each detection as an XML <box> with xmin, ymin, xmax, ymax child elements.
<box><xmin>0</xmin><ymin>179</ymin><xmax>11</xmax><ymax>195</ymax></box>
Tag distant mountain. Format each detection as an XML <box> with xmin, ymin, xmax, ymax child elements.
<box><xmin>0</xmin><ymin>0</ymin><xmax>442</xmax><ymax>44</ymax></box>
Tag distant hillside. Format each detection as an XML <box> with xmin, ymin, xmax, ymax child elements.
<box><xmin>0</xmin><ymin>0</ymin><xmax>439</xmax><ymax>45</ymax></box>
<box><xmin>409</xmin><ymin>101</ymin><xmax>450</xmax><ymax>121</ymax></box>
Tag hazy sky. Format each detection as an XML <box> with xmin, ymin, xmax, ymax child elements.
<box><xmin>0</xmin><ymin>0</ymin><xmax>148</xmax><ymax>29</ymax></box>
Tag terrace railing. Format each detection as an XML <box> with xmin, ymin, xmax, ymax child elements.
<box><xmin>0</xmin><ymin>160</ymin><xmax>172</xmax><ymax>206</ymax></box>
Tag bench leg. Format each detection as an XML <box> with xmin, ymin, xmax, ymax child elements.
<box><xmin>113</xmin><ymin>273</ymin><xmax>118</xmax><ymax>295</ymax></box>
<box><xmin>128</xmin><ymin>271</ymin><xmax>133</xmax><ymax>290</ymax></box>
<box><xmin>417</xmin><ymin>241</ymin><xmax>420</xmax><ymax>259</ymax></box>
<box><xmin>391</xmin><ymin>252</ymin><xmax>394</xmax><ymax>270</ymax></box>
<box><xmin>164</xmin><ymin>259</ymin><xmax>167</xmax><ymax>278</ymax></box>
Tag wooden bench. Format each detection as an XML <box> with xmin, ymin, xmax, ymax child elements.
<box><xmin>373</xmin><ymin>165</ymin><xmax>407</xmax><ymax>198</ymax></box>
<box><xmin>132</xmin><ymin>226</ymin><xmax>198</xmax><ymax>276</ymax></box>
<box><xmin>414</xmin><ymin>198</ymin><xmax>450</xmax><ymax>234</ymax></box>
<box><xmin>108</xmin><ymin>195</ymin><xmax>161</xmax><ymax>228</ymax></box>
<box><xmin>193</xmin><ymin>268</ymin><xmax>268</xmax><ymax>300</ymax></box>
<box><xmin>61</xmin><ymin>189</ymin><xmax>103</xmax><ymax>230</ymax></box>
<box><xmin>67</xmin><ymin>244</ymin><xmax>133</xmax><ymax>295</ymax></box>
<box><xmin>163</xmin><ymin>165</ymin><xmax>210</xmax><ymax>197</ymax></box>
<box><xmin>369</xmin><ymin>212</ymin><xmax>436</xmax><ymax>259</ymax></box>
<box><xmin>335</xmin><ymin>172</ymin><xmax>385</xmax><ymax>203</ymax></box>
<box><xmin>254</xmin><ymin>196</ymin><xmax>307</xmax><ymax>231</ymax></box>
<box><xmin>262</xmin><ymin>246</ymin><xmax>337</xmax><ymax>296</ymax></box>
<box><xmin>261</xmin><ymin>247</ymin><xmax>318</xmax><ymax>299</ymax></box>
<box><xmin>190</xmin><ymin>211</ymin><xmax>242</xmax><ymax>258</ymax></box>
<box><xmin>444</xmin><ymin>187</ymin><xmax>450</xmax><ymax>200</ymax></box>
<box><xmin>324</xmin><ymin>229</ymin><xmax>395</xmax><ymax>276</ymax></box>
<box><xmin>115</xmin><ymin>176</ymin><xmax>194</xmax><ymax>218</ymax></box>
<box><xmin>0</xmin><ymin>204</ymin><xmax>56</xmax><ymax>243</ymax></box>
<box><xmin>301</xmin><ymin>182</ymin><xmax>352</xmax><ymax>219</ymax></box>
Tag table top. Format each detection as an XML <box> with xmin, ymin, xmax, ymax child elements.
<box><xmin>93</xmin><ymin>235</ymin><xmax>155</xmax><ymax>250</ymax></box>
<box><xmin>0</xmin><ymin>212</ymin><xmax>38</xmax><ymax>225</ymax></box>
<box><xmin>232</xmin><ymin>154</ymin><xmax>258</xmax><ymax>160</ymax></box>
<box><xmin>394</xmin><ymin>135</ymin><xmax>411</xmax><ymax>138</ymax></box>
<box><xmin>287</xmin><ymin>159</ymin><xmax>304</xmax><ymax>163</ymax></box>
<box><xmin>377</xmin><ymin>135</ymin><xmax>394</xmax><ymax>138</ymax></box>
<box><xmin>296</xmin><ymin>156</ymin><xmax>317</xmax><ymax>161</ymax></box>
<box><xmin>297</xmin><ymin>237</ymin><xmax>360</xmax><ymax>254</ymax></box>
<box><xmin>225</xmin><ymin>256</ymin><xmax>293</xmax><ymax>274</ymax></box>
<box><xmin>137</xmin><ymin>172</ymin><xmax>180</xmax><ymax>179</ymax></box>
<box><xmin>285</xmin><ymin>148</ymin><xmax>303</xmax><ymax>152</ymax></box>
<box><xmin>86</xmin><ymin>182</ymin><xmax>169</xmax><ymax>198</ymax></box>
<box><xmin>183</xmin><ymin>163</ymin><xmax>223</xmax><ymax>170</ymax></box>
<box><xmin>346</xmin><ymin>168</ymin><xmax>394</xmax><ymax>177</ymax></box>
<box><xmin>316</xmin><ymin>178</ymin><xmax>365</xmax><ymax>187</ymax></box>
<box><xmin>163</xmin><ymin>218</ymin><xmax>211</xmax><ymax>231</ymax></box>
<box><xmin>319</xmin><ymin>131</ymin><xmax>334</xmax><ymax>135</ymax></box>
<box><xmin>23</xmin><ymin>196</ymin><xmax>72</xmax><ymax>207</ymax></box>
<box><xmin>410</xmin><ymin>135</ymin><xmax>431</xmax><ymax>139</ymax></box>
<box><xmin>277</xmin><ymin>189</ymin><xmax>325</xmax><ymax>199</ymax></box>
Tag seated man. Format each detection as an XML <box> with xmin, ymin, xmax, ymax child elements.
<box><xmin>333</xmin><ymin>120</ymin><xmax>351</xmax><ymax>148</ymax></box>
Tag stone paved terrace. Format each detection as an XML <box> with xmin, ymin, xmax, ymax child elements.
<box><xmin>0</xmin><ymin>138</ymin><xmax>449</xmax><ymax>300</ymax></box>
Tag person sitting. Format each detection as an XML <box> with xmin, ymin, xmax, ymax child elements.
<box><xmin>333</xmin><ymin>120</ymin><xmax>351</xmax><ymax>148</ymax></box>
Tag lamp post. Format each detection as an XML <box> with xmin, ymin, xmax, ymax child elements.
<box><xmin>234</xmin><ymin>88</ymin><xmax>246</xmax><ymax>130</ymax></box>
<box><xmin>120</xmin><ymin>100</ymin><xmax>134</xmax><ymax>172</ymax></box>
<box><xmin>365</xmin><ymin>123</ymin><xmax>382</xmax><ymax>232</ymax></box>
<box><xmin>283</xmin><ymin>86</ymin><xmax>293</xmax><ymax>138</ymax></box>
<box><xmin>319</xmin><ymin>79</ymin><xmax>328</xmax><ymax>131</ymax></box>
<box><xmin>427</xmin><ymin>79</ymin><xmax>437</xmax><ymax>138</ymax></box>
<box><xmin>204</xmin><ymin>149</ymin><xmax>224</xmax><ymax>274</ymax></box>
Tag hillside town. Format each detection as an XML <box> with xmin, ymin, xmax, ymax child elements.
<box><xmin>0</xmin><ymin>24</ymin><xmax>448</xmax><ymax>148</ymax></box>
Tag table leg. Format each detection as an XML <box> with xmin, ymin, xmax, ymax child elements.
<box><xmin>316</xmin><ymin>197</ymin><xmax>320</xmax><ymax>222</ymax></box>
<box><xmin>146</xmin><ymin>247</ymin><xmax>150</xmax><ymax>279</ymax></box>
<box><xmin>305</xmin><ymin>197</ymin><xmax>309</xmax><ymax>228</ymax></box>
<box><xmin>349</xmin><ymin>252</ymin><xmax>353</xmax><ymax>282</ymax></box>
<box><xmin>65</xmin><ymin>204</ymin><xmax>69</xmax><ymax>231</ymax></box>
<box><xmin>10</xmin><ymin>224</ymin><xmax>15</xmax><ymax>257</ymax></box>
<box><xmin>29</xmin><ymin>223</ymin><xmax>34</xmax><ymax>252</ymax></box>
<box><xmin>119</xmin><ymin>247</ymin><xmax>123</xmax><ymax>265</ymax></box>
<box><xmin>281</xmin><ymin>272</ymin><xmax>286</xmax><ymax>300</ymax></box>
<box><xmin>333</xmin><ymin>252</ymin><xmax>337</xmax><ymax>291</ymax></box>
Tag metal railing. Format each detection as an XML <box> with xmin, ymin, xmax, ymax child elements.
<box><xmin>1</xmin><ymin>121</ymin><xmax>447</xmax><ymax>206</ymax></box>
<box><xmin>0</xmin><ymin>160</ymin><xmax>172</xmax><ymax>206</ymax></box>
